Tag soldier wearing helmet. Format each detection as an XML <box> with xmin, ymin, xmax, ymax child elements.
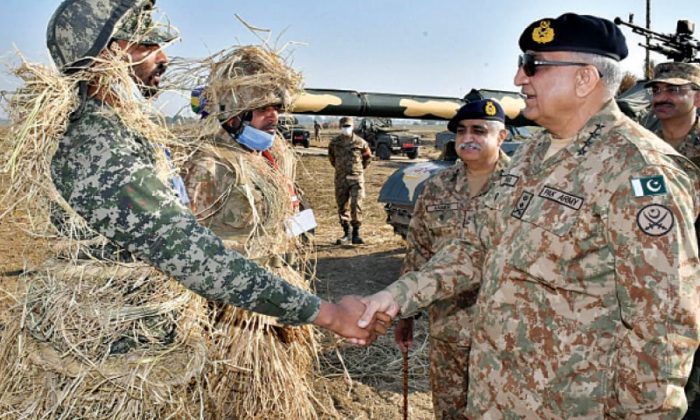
<box><xmin>0</xmin><ymin>1</ymin><xmax>389</xmax><ymax>416</ymax></box>
<box><xmin>183</xmin><ymin>47</ymin><xmax>319</xmax><ymax>416</ymax></box>
<box><xmin>46</xmin><ymin>0</ymin><xmax>385</xmax><ymax>339</ymax></box>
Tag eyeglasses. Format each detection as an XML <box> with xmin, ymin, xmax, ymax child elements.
<box><xmin>649</xmin><ymin>85</ymin><xmax>698</xmax><ymax>96</ymax></box>
<box><xmin>517</xmin><ymin>53</ymin><xmax>594</xmax><ymax>77</ymax></box>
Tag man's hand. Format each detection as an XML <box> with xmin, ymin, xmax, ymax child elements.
<box><xmin>394</xmin><ymin>317</ymin><xmax>414</xmax><ymax>353</ymax></box>
<box><xmin>358</xmin><ymin>290</ymin><xmax>400</xmax><ymax>328</ymax></box>
<box><xmin>313</xmin><ymin>296</ymin><xmax>392</xmax><ymax>345</ymax></box>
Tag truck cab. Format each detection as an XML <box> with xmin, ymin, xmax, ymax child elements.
<box><xmin>354</xmin><ymin>118</ymin><xmax>420</xmax><ymax>160</ymax></box>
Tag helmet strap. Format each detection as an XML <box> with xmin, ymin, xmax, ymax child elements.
<box><xmin>69</xmin><ymin>80</ymin><xmax>89</xmax><ymax>122</ymax></box>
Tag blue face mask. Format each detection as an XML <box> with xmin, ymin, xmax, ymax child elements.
<box><xmin>236</xmin><ymin>125</ymin><xmax>275</xmax><ymax>151</ymax></box>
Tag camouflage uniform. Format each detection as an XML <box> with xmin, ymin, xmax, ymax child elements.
<box><xmin>402</xmin><ymin>152</ymin><xmax>510</xmax><ymax>419</ymax></box>
<box><xmin>653</xmin><ymin>116</ymin><xmax>700</xmax><ymax>420</ymax></box>
<box><xmin>185</xmin><ymin>133</ymin><xmax>298</xmax><ymax>253</ymax></box>
<box><xmin>328</xmin><ymin>133</ymin><xmax>372</xmax><ymax>228</ymax></box>
<box><xmin>386</xmin><ymin>100</ymin><xmax>700</xmax><ymax>418</ymax></box>
<box><xmin>51</xmin><ymin>99</ymin><xmax>320</xmax><ymax>325</ymax></box>
<box><xmin>654</xmin><ymin>118</ymin><xmax>700</xmax><ymax>162</ymax></box>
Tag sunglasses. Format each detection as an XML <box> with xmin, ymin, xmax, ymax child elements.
<box><xmin>518</xmin><ymin>53</ymin><xmax>596</xmax><ymax>77</ymax></box>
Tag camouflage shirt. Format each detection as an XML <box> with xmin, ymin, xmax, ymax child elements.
<box><xmin>402</xmin><ymin>152</ymin><xmax>510</xmax><ymax>345</ymax></box>
<box><xmin>50</xmin><ymin>99</ymin><xmax>320</xmax><ymax>325</ymax></box>
<box><xmin>184</xmin><ymin>135</ymin><xmax>289</xmax><ymax>249</ymax></box>
<box><xmin>386</xmin><ymin>100</ymin><xmax>700</xmax><ymax>418</ymax></box>
<box><xmin>328</xmin><ymin>134</ymin><xmax>371</xmax><ymax>183</ymax></box>
<box><xmin>654</xmin><ymin>117</ymin><xmax>700</xmax><ymax>162</ymax></box>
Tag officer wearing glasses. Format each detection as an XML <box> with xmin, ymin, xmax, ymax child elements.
<box><xmin>647</xmin><ymin>62</ymin><xmax>700</xmax><ymax>162</ymax></box>
<box><xmin>356</xmin><ymin>13</ymin><xmax>700</xmax><ymax>418</ymax></box>
<box><xmin>647</xmin><ymin>62</ymin><xmax>700</xmax><ymax>419</ymax></box>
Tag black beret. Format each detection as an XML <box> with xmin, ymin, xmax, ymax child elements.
<box><xmin>447</xmin><ymin>99</ymin><xmax>505</xmax><ymax>133</ymax></box>
<box><xmin>519</xmin><ymin>13</ymin><xmax>628</xmax><ymax>61</ymax></box>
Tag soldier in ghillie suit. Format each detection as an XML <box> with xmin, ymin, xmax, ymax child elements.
<box><xmin>359</xmin><ymin>13</ymin><xmax>700</xmax><ymax>418</ymax></box>
<box><xmin>394</xmin><ymin>99</ymin><xmax>510</xmax><ymax>419</ymax></box>
<box><xmin>0</xmin><ymin>0</ymin><xmax>387</xmax><ymax>417</ymax></box>
<box><xmin>184</xmin><ymin>46</ymin><xmax>321</xmax><ymax>418</ymax></box>
<box><xmin>328</xmin><ymin>116</ymin><xmax>372</xmax><ymax>244</ymax></box>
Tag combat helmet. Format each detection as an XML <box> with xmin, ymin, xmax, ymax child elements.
<box><xmin>46</xmin><ymin>0</ymin><xmax>176</xmax><ymax>74</ymax></box>
<box><xmin>204</xmin><ymin>46</ymin><xmax>303</xmax><ymax>122</ymax></box>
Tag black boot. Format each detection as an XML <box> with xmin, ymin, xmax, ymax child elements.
<box><xmin>336</xmin><ymin>224</ymin><xmax>351</xmax><ymax>245</ymax></box>
<box><xmin>351</xmin><ymin>226</ymin><xmax>364</xmax><ymax>244</ymax></box>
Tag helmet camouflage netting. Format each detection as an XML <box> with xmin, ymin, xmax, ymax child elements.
<box><xmin>203</xmin><ymin>46</ymin><xmax>303</xmax><ymax>122</ymax></box>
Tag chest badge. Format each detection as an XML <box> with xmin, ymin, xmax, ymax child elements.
<box><xmin>637</xmin><ymin>204</ymin><xmax>674</xmax><ymax>236</ymax></box>
<box><xmin>426</xmin><ymin>203</ymin><xmax>459</xmax><ymax>212</ymax></box>
<box><xmin>500</xmin><ymin>174</ymin><xmax>520</xmax><ymax>187</ymax></box>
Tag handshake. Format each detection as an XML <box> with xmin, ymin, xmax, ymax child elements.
<box><xmin>313</xmin><ymin>291</ymin><xmax>400</xmax><ymax>345</ymax></box>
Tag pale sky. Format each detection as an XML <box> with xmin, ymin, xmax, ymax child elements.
<box><xmin>1</xmin><ymin>0</ymin><xmax>699</xmax><ymax>116</ymax></box>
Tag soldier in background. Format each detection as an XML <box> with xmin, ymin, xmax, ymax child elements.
<box><xmin>394</xmin><ymin>99</ymin><xmax>510</xmax><ymax>419</ymax></box>
<box><xmin>314</xmin><ymin>119</ymin><xmax>321</xmax><ymax>141</ymax></box>
<box><xmin>647</xmin><ymin>62</ymin><xmax>700</xmax><ymax>162</ymax></box>
<box><xmin>328</xmin><ymin>116</ymin><xmax>372</xmax><ymax>244</ymax></box>
<box><xmin>357</xmin><ymin>13</ymin><xmax>700</xmax><ymax>417</ymax></box>
<box><xmin>646</xmin><ymin>61</ymin><xmax>700</xmax><ymax>419</ymax></box>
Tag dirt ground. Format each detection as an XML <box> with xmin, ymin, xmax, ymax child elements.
<box><xmin>0</xmin><ymin>127</ymin><xmax>445</xmax><ymax>419</ymax></box>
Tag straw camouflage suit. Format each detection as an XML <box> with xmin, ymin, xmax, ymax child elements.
<box><xmin>0</xmin><ymin>1</ymin><xmax>326</xmax><ymax>418</ymax></box>
<box><xmin>183</xmin><ymin>46</ymin><xmax>324</xmax><ymax>418</ymax></box>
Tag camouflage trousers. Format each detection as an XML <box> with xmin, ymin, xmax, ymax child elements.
<box><xmin>429</xmin><ymin>337</ymin><xmax>469</xmax><ymax>420</ymax></box>
<box><xmin>335</xmin><ymin>180</ymin><xmax>364</xmax><ymax>227</ymax></box>
<box><xmin>684</xmin><ymin>348</ymin><xmax>700</xmax><ymax>419</ymax></box>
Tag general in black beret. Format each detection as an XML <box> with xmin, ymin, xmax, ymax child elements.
<box><xmin>519</xmin><ymin>13</ymin><xmax>628</xmax><ymax>61</ymax></box>
<box><xmin>448</xmin><ymin>99</ymin><xmax>505</xmax><ymax>133</ymax></box>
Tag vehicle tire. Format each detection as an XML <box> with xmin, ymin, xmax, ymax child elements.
<box><xmin>377</xmin><ymin>143</ymin><xmax>391</xmax><ymax>160</ymax></box>
<box><xmin>406</xmin><ymin>149</ymin><xmax>419</xmax><ymax>159</ymax></box>
<box><xmin>303</xmin><ymin>139</ymin><xmax>310</xmax><ymax>148</ymax></box>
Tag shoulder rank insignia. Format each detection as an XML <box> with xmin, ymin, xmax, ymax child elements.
<box><xmin>630</xmin><ymin>175</ymin><xmax>667</xmax><ymax>197</ymax></box>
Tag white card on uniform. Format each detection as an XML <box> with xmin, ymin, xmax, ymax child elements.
<box><xmin>285</xmin><ymin>209</ymin><xmax>317</xmax><ymax>237</ymax></box>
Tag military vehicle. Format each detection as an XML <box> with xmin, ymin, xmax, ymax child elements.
<box><xmin>290</xmin><ymin>87</ymin><xmax>534</xmax><ymax>237</ymax></box>
<box><xmin>355</xmin><ymin>117</ymin><xmax>420</xmax><ymax>160</ymax></box>
<box><xmin>278</xmin><ymin>115</ymin><xmax>311</xmax><ymax>148</ymax></box>
<box><xmin>291</xmin><ymin>88</ymin><xmax>531</xmax><ymax>125</ymax></box>
<box><xmin>288</xmin><ymin>16</ymin><xmax>700</xmax><ymax>238</ymax></box>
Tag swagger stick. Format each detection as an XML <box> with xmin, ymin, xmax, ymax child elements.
<box><xmin>403</xmin><ymin>349</ymin><xmax>409</xmax><ymax>420</ymax></box>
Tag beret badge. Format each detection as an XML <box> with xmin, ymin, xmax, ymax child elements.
<box><xmin>484</xmin><ymin>101</ymin><xmax>497</xmax><ymax>116</ymax></box>
<box><xmin>532</xmin><ymin>20</ymin><xmax>555</xmax><ymax>44</ymax></box>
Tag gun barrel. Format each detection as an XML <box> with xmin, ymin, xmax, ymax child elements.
<box><xmin>615</xmin><ymin>17</ymin><xmax>673</xmax><ymax>42</ymax></box>
<box><xmin>291</xmin><ymin>88</ymin><xmax>532</xmax><ymax>126</ymax></box>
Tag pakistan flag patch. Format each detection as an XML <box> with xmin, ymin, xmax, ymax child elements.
<box><xmin>630</xmin><ymin>175</ymin><xmax>667</xmax><ymax>197</ymax></box>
